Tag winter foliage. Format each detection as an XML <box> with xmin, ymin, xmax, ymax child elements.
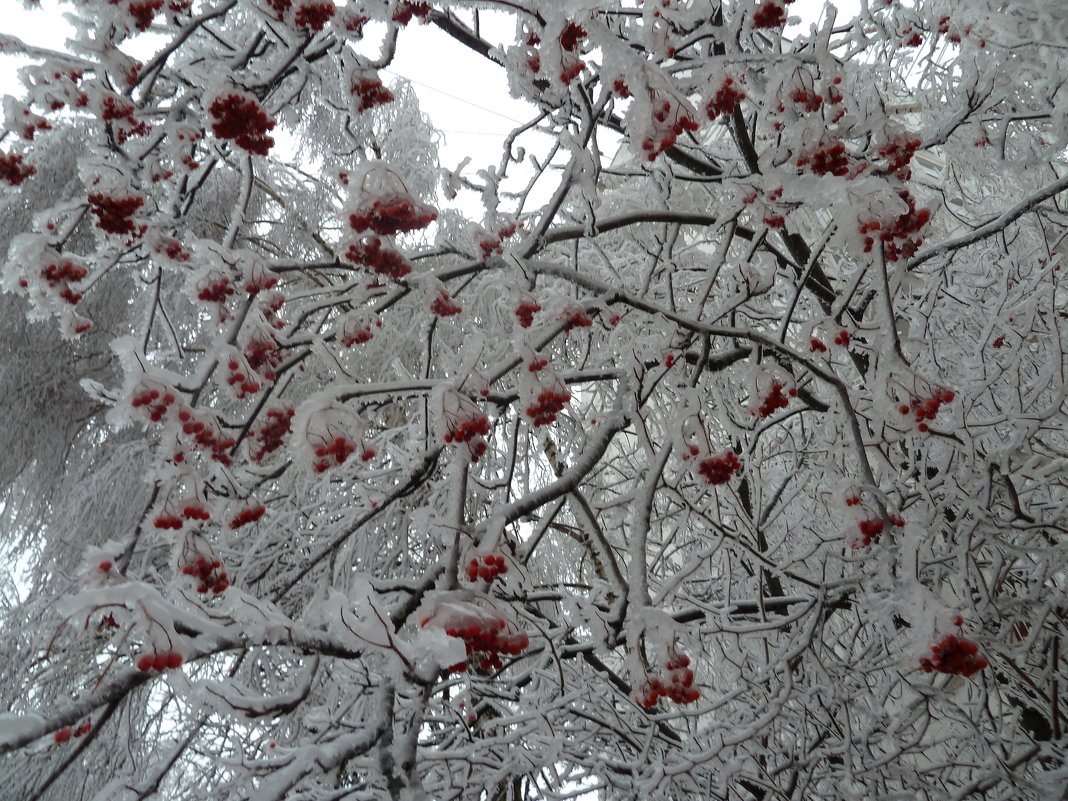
<box><xmin>1</xmin><ymin>1</ymin><xmax>1067</xmax><ymax>799</ymax></box>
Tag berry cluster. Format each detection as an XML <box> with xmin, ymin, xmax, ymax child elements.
<box><xmin>788</xmin><ymin>87</ymin><xmax>823</xmax><ymax>114</ymax></box>
<box><xmin>558</xmin><ymin>22</ymin><xmax>587</xmax><ymax>83</ymax></box>
<box><xmin>177</xmin><ymin>409</ymin><xmax>237</xmax><ymax>465</ymax></box>
<box><xmin>920</xmin><ymin>635</ymin><xmax>988</xmax><ymax>676</ymax></box>
<box><xmin>444</xmin><ymin>413</ymin><xmax>491</xmax><ymax>463</ymax></box>
<box><xmin>229</xmin><ymin>501</ymin><xmax>266</xmax><ymax>529</ymax></box>
<box><xmin>53</xmin><ymin>721</ymin><xmax>93</xmax><ymax>744</ymax></box>
<box><xmin>528</xmin><ymin>357</ymin><xmax>548</xmax><ymax>373</ymax></box>
<box><xmin>860</xmin><ymin>190</ymin><xmax>931</xmax><ymax>262</ymax></box>
<box><xmin>344</xmin><ymin>236</ymin><xmax>413</xmax><ymax>280</ymax></box>
<box><xmin>0</xmin><ymin>152</ymin><xmax>35</xmax><ymax>186</ymax></box>
<box><xmin>899</xmin><ymin>389</ymin><xmax>954</xmax><ymax>432</ymax></box>
<box><xmin>351</xmin><ymin>74</ymin><xmax>394</xmax><ymax>113</ymax></box>
<box><xmin>559</xmin><ymin>21</ymin><xmax>586</xmax><ymax>52</ymax></box>
<box><xmin>243</xmin><ymin>265</ymin><xmax>278</xmax><ymax>294</ymax></box>
<box><xmin>810</xmin><ymin>338</ymin><xmax>827</xmax><ymax>353</ymax></box>
<box><xmin>312</xmin><ymin>434</ymin><xmax>357</xmax><ymax>473</ymax></box>
<box><xmin>431</xmin><ymin>291</ymin><xmax>462</xmax><ymax>316</ymax></box>
<box><xmin>244</xmin><ymin>334</ymin><xmax>282</xmax><ymax>381</ymax></box>
<box><xmin>392</xmin><ymin>1</ymin><xmax>431</xmax><ymax>25</ymax></box>
<box><xmin>17</xmin><ymin>105</ymin><xmax>52</xmax><ymax>140</ymax></box>
<box><xmin>466</xmin><ymin>553</ymin><xmax>508</xmax><ymax>584</ymax></box>
<box><xmin>180</xmin><ymin>501</ymin><xmax>211</xmax><ymax>522</ymax></box>
<box><xmin>854</xmin><ymin>518</ymin><xmax>884</xmax><ymax>548</ymax></box>
<box><xmin>833</xmin><ymin>329</ymin><xmax>850</xmax><ymax>346</ymax></box>
<box><xmin>341</xmin><ymin>318</ymin><xmax>377</xmax><ymax>347</ymax></box>
<box><xmin>754</xmin><ymin>381</ymin><xmax>794</xmax><ymax>418</ymax></box>
<box><xmin>510</xmin><ymin>303</ymin><xmax>538</xmax><ymax>326</ymax></box>
<box><xmin>563</xmin><ymin>309</ymin><xmax>592</xmax><ymax>329</ymax></box>
<box><xmin>126</xmin><ymin>0</ymin><xmax>164</xmax><ymax>31</ymax></box>
<box><xmin>877</xmin><ymin>135</ymin><xmax>922</xmax><ymax>179</ymax></box>
<box><xmin>637</xmin><ymin>651</ymin><xmax>700</xmax><ymax>708</ymax></box>
<box><xmin>41</xmin><ymin>258</ymin><xmax>89</xmax><ymax>305</ymax></box>
<box><xmin>348</xmin><ymin>194</ymin><xmax>437</xmax><ymax>236</ymax></box>
<box><xmin>613</xmin><ymin>78</ymin><xmax>632</xmax><ymax>98</ymax></box>
<box><xmin>131</xmin><ymin>385</ymin><xmax>177</xmax><ymax>422</ymax></box>
<box><xmin>797</xmin><ymin>139</ymin><xmax>850</xmax><ymax>177</ymax></box>
<box><xmin>209</xmin><ymin>94</ymin><xmax>275</xmax><ymax>155</ymax></box>
<box><xmin>251</xmin><ymin>406</ymin><xmax>294</xmax><ymax>462</ymax></box>
<box><xmin>526</xmin><ymin>388</ymin><xmax>571</xmax><ymax>427</ymax></box>
<box><xmin>100</xmin><ymin>95</ymin><xmax>150</xmax><ymax>144</ymax></box>
<box><xmin>427</xmin><ymin>612</ymin><xmax>530</xmax><ymax>675</ymax></box>
<box><xmin>753</xmin><ymin>0</ymin><xmax>794</xmax><ymax>29</ymax></box>
<box><xmin>197</xmin><ymin>274</ymin><xmax>235</xmax><ymax>308</ymax></box>
<box><xmin>226</xmin><ymin>358</ymin><xmax>261</xmax><ymax>399</ymax></box>
<box><xmin>266</xmin><ymin>0</ymin><xmax>292</xmax><ymax>18</ymax></box>
<box><xmin>696</xmin><ymin>450</ymin><xmax>741</xmax><ymax>485</ymax></box>
<box><xmin>706</xmin><ymin>77</ymin><xmax>745</xmax><ymax>120</ymax></box>
<box><xmin>294</xmin><ymin>1</ymin><xmax>335</xmax><ymax>30</ymax></box>
<box><xmin>181</xmin><ymin>555</ymin><xmax>230</xmax><ymax>594</ymax></box>
<box><xmin>136</xmin><ymin>651</ymin><xmax>184</xmax><ymax>672</ymax></box>
<box><xmin>640</xmin><ymin>97</ymin><xmax>700</xmax><ymax>160</ymax></box>
<box><xmin>153</xmin><ymin>512</ymin><xmax>184</xmax><ymax>530</ymax></box>
<box><xmin>88</xmin><ymin>193</ymin><xmax>145</xmax><ymax>237</ymax></box>
<box><xmin>156</xmin><ymin>237</ymin><xmax>191</xmax><ymax>263</ymax></box>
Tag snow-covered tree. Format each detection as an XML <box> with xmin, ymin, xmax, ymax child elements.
<box><xmin>1</xmin><ymin>1</ymin><xmax>1066</xmax><ymax>799</ymax></box>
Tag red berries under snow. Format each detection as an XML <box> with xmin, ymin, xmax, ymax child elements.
<box><xmin>209</xmin><ymin>93</ymin><xmax>275</xmax><ymax>155</ymax></box>
<box><xmin>637</xmin><ymin>650</ymin><xmax>700</xmax><ymax>709</ymax></box>
<box><xmin>920</xmin><ymin>635</ymin><xmax>988</xmax><ymax>677</ymax></box>
<box><xmin>137</xmin><ymin>651</ymin><xmax>184</xmax><ymax>672</ymax></box>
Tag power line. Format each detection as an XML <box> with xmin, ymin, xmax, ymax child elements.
<box><xmin>381</xmin><ymin>67</ymin><xmax>529</xmax><ymax>125</ymax></box>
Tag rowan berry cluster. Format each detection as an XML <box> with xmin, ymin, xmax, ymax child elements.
<box><xmin>431</xmin><ymin>615</ymin><xmax>529</xmax><ymax>675</ymax></box>
<box><xmin>860</xmin><ymin>190</ymin><xmax>931</xmax><ymax>262</ymax></box>
<box><xmin>265</xmin><ymin>0</ymin><xmax>292</xmax><ymax>17</ymax></box>
<box><xmin>348</xmin><ymin>194</ymin><xmax>437</xmax><ymax>236</ymax></box>
<box><xmin>754</xmin><ymin>381</ymin><xmax>794</xmax><ymax>418</ymax></box>
<box><xmin>88</xmin><ymin>193</ymin><xmax>145</xmax><ymax>236</ymax></box>
<box><xmin>243</xmin><ymin>266</ymin><xmax>278</xmax><ymax>294</ymax></box>
<box><xmin>17</xmin><ymin>105</ymin><xmax>52</xmax><ymax>140</ymax></box>
<box><xmin>244</xmin><ymin>334</ymin><xmax>282</xmax><ymax>381</ymax></box>
<box><xmin>209</xmin><ymin>94</ymin><xmax>275</xmax><ymax>155</ymax></box>
<box><xmin>251</xmin><ymin>406</ymin><xmax>293</xmax><ymax>462</ymax></box>
<box><xmin>563</xmin><ymin>309</ymin><xmax>592</xmax><ymax>329</ymax></box>
<box><xmin>0</xmin><ymin>152</ymin><xmax>35</xmax><ymax>185</ymax></box>
<box><xmin>313</xmin><ymin>434</ymin><xmax>357</xmax><ymax>473</ymax></box>
<box><xmin>696</xmin><ymin>450</ymin><xmax>741</xmax><ymax>485</ymax></box>
<box><xmin>640</xmin><ymin>98</ymin><xmax>700</xmax><ymax>160</ymax></box>
<box><xmin>181</xmin><ymin>555</ymin><xmax>230</xmax><ymax>594</ymax></box>
<box><xmin>559</xmin><ymin>21</ymin><xmax>586</xmax><ymax>52</ymax></box>
<box><xmin>752</xmin><ymin>0</ymin><xmax>794</xmax><ymax>29</ymax></box>
<box><xmin>100</xmin><ymin>96</ymin><xmax>150</xmax><ymax>144</ymax></box>
<box><xmin>392</xmin><ymin>1</ymin><xmax>431</xmax><ymax>25</ymax></box>
<box><xmin>125</xmin><ymin>0</ymin><xmax>163</xmax><ymax>31</ymax></box>
<box><xmin>706</xmin><ymin>77</ymin><xmax>746</xmax><ymax>120</ymax></box>
<box><xmin>229</xmin><ymin>501</ymin><xmax>266</xmax><ymax>529</ymax></box>
<box><xmin>131</xmin><ymin>385</ymin><xmax>177</xmax><ymax>422</ymax></box>
<box><xmin>177</xmin><ymin>409</ymin><xmax>237</xmax><ymax>465</ymax></box>
<box><xmin>157</xmin><ymin>237</ymin><xmax>191</xmax><ymax>262</ymax></box>
<box><xmin>878</xmin><ymin>135</ymin><xmax>922</xmax><ymax>179</ymax></box>
<box><xmin>899</xmin><ymin>389</ymin><xmax>954</xmax><ymax>432</ymax></box>
<box><xmin>763</xmin><ymin>214</ymin><xmax>786</xmax><ymax>228</ymax></box>
<box><xmin>920</xmin><ymin>635</ymin><xmax>988</xmax><ymax>676</ymax></box>
<box><xmin>53</xmin><ymin>721</ymin><xmax>93</xmax><ymax>744</ymax></box>
<box><xmin>344</xmin><ymin>236</ymin><xmax>413</xmax><ymax>280</ymax></box>
<box><xmin>810</xmin><ymin>338</ymin><xmax>827</xmax><ymax>352</ymax></box>
<box><xmin>833</xmin><ymin>329</ymin><xmax>850</xmax><ymax>346</ymax></box>
<box><xmin>226</xmin><ymin>358</ymin><xmax>261</xmax><ymax>398</ymax></box>
<box><xmin>854</xmin><ymin>518</ymin><xmax>884</xmax><ymax>548</ymax></box>
<box><xmin>180</xmin><ymin>502</ymin><xmax>211</xmax><ymax>521</ymax></box>
<box><xmin>153</xmin><ymin>513</ymin><xmax>184</xmax><ymax>530</ymax></box>
<box><xmin>41</xmin><ymin>258</ymin><xmax>89</xmax><ymax>305</ymax></box>
<box><xmin>528</xmin><ymin>357</ymin><xmax>548</xmax><ymax>372</ymax></box>
<box><xmin>341</xmin><ymin>319</ymin><xmax>376</xmax><ymax>347</ymax></box>
<box><xmin>797</xmin><ymin>139</ymin><xmax>850</xmax><ymax>176</ymax></box>
<box><xmin>788</xmin><ymin>87</ymin><xmax>823</xmax><ymax>113</ymax></box>
<box><xmin>431</xmin><ymin>291</ymin><xmax>462</xmax><ymax>316</ymax></box>
<box><xmin>466</xmin><ymin>554</ymin><xmax>508</xmax><ymax>584</ymax></box>
<box><xmin>444</xmin><ymin>413</ymin><xmax>491</xmax><ymax>462</ymax></box>
<box><xmin>197</xmin><ymin>274</ymin><xmax>235</xmax><ymax>306</ymax></box>
<box><xmin>352</xmin><ymin>75</ymin><xmax>394</xmax><ymax>112</ymax></box>
<box><xmin>637</xmin><ymin>651</ymin><xmax>700</xmax><ymax>708</ymax></box>
<box><xmin>526</xmin><ymin>388</ymin><xmax>571</xmax><ymax>426</ymax></box>
<box><xmin>557</xmin><ymin>22</ymin><xmax>587</xmax><ymax>83</ymax></box>
<box><xmin>294</xmin><ymin>1</ymin><xmax>335</xmax><ymax>30</ymax></box>
<box><xmin>136</xmin><ymin>650</ymin><xmax>184</xmax><ymax>672</ymax></box>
